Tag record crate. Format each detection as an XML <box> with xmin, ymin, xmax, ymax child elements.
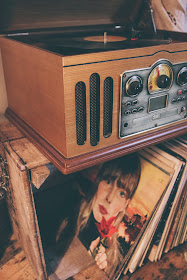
<box><xmin>0</xmin><ymin>120</ymin><xmax>186</xmax><ymax>280</ymax></box>
<box><xmin>0</xmin><ymin>121</ymin><xmax>108</xmax><ymax>280</ymax></box>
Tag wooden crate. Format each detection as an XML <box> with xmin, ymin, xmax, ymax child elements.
<box><xmin>0</xmin><ymin>121</ymin><xmax>108</xmax><ymax>280</ymax></box>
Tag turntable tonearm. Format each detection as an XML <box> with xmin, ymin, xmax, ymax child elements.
<box><xmin>0</xmin><ymin>0</ymin><xmax>186</xmax><ymax>174</ymax></box>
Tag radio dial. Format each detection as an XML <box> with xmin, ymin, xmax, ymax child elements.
<box><xmin>156</xmin><ymin>75</ymin><xmax>171</xmax><ymax>89</ymax></box>
<box><xmin>148</xmin><ymin>63</ymin><xmax>173</xmax><ymax>93</ymax></box>
<box><xmin>177</xmin><ymin>67</ymin><xmax>187</xmax><ymax>86</ymax></box>
<box><xmin>126</xmin><ymin>76</ymin><xmax>143</xmax><ymax>97</ymax></box>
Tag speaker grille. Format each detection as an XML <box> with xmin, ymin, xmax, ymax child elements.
<box><xmin>103</xmin><ymin>77</ymin><xmax>113</xmax><ymax>138</ymax></box>
<box><xmin>90</xmin><ymin>73</ymin><xmax>100</xmax><ymax>146</ymax></box>
<box><xmin>75</xmin><ymin>82</ymin><xmax>86</xmax><ymax>145</ymax></box>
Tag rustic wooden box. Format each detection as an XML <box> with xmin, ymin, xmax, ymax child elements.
<box><xmin>0</xmin><ymin>121</ymin><xmax>108</xmax><ymax>280</ymax></box>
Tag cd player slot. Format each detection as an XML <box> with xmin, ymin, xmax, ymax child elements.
<box><xmin>132</xmin><ymin>108</ymin><xmax>179</xmax><ymax>126</ymax></box>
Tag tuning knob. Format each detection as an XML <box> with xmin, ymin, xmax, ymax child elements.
<box><xmin>156</xmin><ymin>75</ymin><xmax>171</xmax><ymax>89</ymax></box>
<box><xmin>177</xmin><ymin>67</ymin><xmax>187</xmax><ymax>86</ymax></box>
<box><xmin>126</xmin><ymin>76</ymin><xmax>143</xmax><ymax>97</ymax></box>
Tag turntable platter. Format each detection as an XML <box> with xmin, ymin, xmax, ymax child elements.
<box><xmin>50</xmin><ymin>37</ymin><xmax>171</xmax><ymax>51</ymax></box>
<box><xmin>40</xmin><ymin>32</ymin><xmax>172</xmax><ymax>55</ymax></box>
<box><xmin>84</xmin><ymin>35</ymin><xmax>127</xmax><ymax>42</ymax></box>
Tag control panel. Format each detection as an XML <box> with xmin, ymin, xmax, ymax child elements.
<box><xmin>119</xmin><ymin>59</ymin><xmax>187</xmax><ymax>138</ymax></box>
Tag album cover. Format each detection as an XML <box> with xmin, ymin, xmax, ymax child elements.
<box><xmin>39</xmin><ymin>140</ymin><xmax>186</xmax><ymax>280</ymax></box>
<box><xmin>71</xmin><ymin>151</ymin><xmax>172</xmax><ymax>279</ymax></box>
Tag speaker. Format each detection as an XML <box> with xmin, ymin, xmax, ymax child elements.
<box><xmin>90</xmin><ymin>73</ymin><xmax>100</xmax><ymax>146</ymax></box>
<box><xmin>103</xmin><ymin>77</ymin><xmax>113</xmax><ymax>138</ymax></box>
<box><xmin>75</xmin><ymin>81</ymin><xmax>86</xmax><ymax>145</ymax></box>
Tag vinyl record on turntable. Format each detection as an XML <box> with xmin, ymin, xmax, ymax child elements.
<box><xmin>46</xmin><ymin>32</ymin><xmax>171</xmax><ymax>52</ymax></box>
<box><xmin>83</xmin><ymin>34</ymin><xmax>127</xmax><ymax>42</ymax></box>
<box><xmin>49</xmin><ymin>34</ymin><xmax>129</xmax><ymax>50</ymax></box>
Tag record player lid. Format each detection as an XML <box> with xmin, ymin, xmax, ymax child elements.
<box><xmin>0</xmin><ymin>0</ymin><xmax>154</xmax><ymax>34</ymax></box>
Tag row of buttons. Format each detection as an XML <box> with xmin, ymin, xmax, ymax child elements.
<box><xmin>124</xmin><ymin>106</ymin><xmax>145</xmax><ymax>115</ymax></box>
<box><xmin>124</xmin><ymin>99</ymin><xmax>138</xmax><ymax>107</ymax></box>
<box><xmin>171</xmin><ymin>95</ymin><xmax>186</xmax><ymax>104</ymax></box>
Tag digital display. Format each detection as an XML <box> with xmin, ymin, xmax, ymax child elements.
<box><xmin>149</xmin><ymin>95</ymin><xmax>168</xmax><ymax>112</ymax></box>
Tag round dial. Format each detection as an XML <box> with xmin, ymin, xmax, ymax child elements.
<box><xmin>177</xmin><ymin>67</ymin><xmax>187</xmax><ymax>86</ymax></box>
<box><xmin>148</xmin><ymin>63</ymin><xmax>173</xmax><ymax>94</ymax></box>
<box><xmin>126</xmin><ymin>76</ymin><xmax>143</xmax><ymax>97</ymax></box>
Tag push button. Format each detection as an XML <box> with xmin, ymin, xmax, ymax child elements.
<box><xmin>132</xmin><ymin>100</ymin><xmax>138</xmax><ymax>106</ymax></box>
<box><xmin>178</xmin><ymin>89</ymin><xmax>183</xmax><ymax>95</ymax></box>
<box><xmin>171</xmin><ymin>98</ymin><xmax>177</xmax><ymax>103</ymax></box>
<box><xmin>138</xmin><ymin>106</ymin><xmax>144</xmax><ymax>112</ymax></box>
<box><xmin>125</xmin><ymin>101</ymin><xmax>131</xmax><ymax>107</ymax></box>
<box><xmin>177</xmin><ymin>97</ymin><xmax>183</xmax><ymax>102</ymax></box>
<box><xmin>124</xmin><ymin>110</ymin><xmax>131</xmax><ymax>115</ymax></box>
<box><xmin>132</xmin><ymin>108</ymin><xmax>138</xmax><ymax>113</ymax></box>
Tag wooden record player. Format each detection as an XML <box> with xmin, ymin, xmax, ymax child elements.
<box><xmin>0</xmin><ymin>0</ymin><xmax>187</xmax><ymax>174</ymax></box>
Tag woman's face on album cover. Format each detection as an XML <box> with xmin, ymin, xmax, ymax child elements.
<box><xmin>93</xmin><ymin>179</ymin><xmax>129</xmax><ymax>223</ymax></box>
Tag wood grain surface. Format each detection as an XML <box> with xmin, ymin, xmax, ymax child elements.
<box><xmin>5</xmin><ymin>108</ymin><xmax>187</xmax><ymax>174</ymax></box>
<box><xmin>1</xmin><ymin>36</ymin><xmax>187</xmax><ymax>162</ymax></box>
<box><xmin>0</xmin><ymin>235</ymin><xmax>186</xmax><ymax>280</ymax></box>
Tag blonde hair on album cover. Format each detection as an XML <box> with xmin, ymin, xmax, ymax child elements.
<box><xmin>76</xmin><ymin>153</ymin><xmax>141</xmax><ymax>276</ymax></box>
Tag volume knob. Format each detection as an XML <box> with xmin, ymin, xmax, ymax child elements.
<box><xmin>157</xmin><ymin>75</ymin><xmax>171</xmax><ymax>89</ymax></box>
<box><xmin>177</xmin><ymin>67</ymin><xmax>187</xmax><ymax>86</ymax></box>
<box><xmin>126</xmin><ymin>76</ymin><xmax>143</xmax><ymax>97</ymax></box>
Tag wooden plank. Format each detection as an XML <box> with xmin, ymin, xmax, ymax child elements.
<box><xmin>31</xmin><ymin>165</ymin><xmax>50</xmax><ymax>189</ymax></box>
<box><xmin>0</xmin><ymin>250</ymin><xmax>37</xmax><ymax>280</ymax></box>
<box><xmin>5</xmin><ymin>150</ymin><xmax>47</xmax><ymax>280</ymax></box>
<box><xmin>0</xmin><ymin>236</ymin><xmax>36</xmax><ymax>280</ymax></box>
<box><xmin>72</xmin><ymin>264</ymin><xmax>109</xmax><ymax>280</ymax></box>
<box><xmin>0</xmin><ymin>121</ymin><xmax>23</xmax><ymax>143</ymax></box>
<box><xmin>4</xmin><ymin>138</ymin><xmax>49</xmax><ymax>171</ymax></box>
<box><xmin>0</xmin><ymin>142</ymin><xmax>20</xmax><ymax>240</ymax></box>
<box><xmin>0</xmin><ymin>235</ymin><xmax>21</xmax><ymax>267</ymax></box>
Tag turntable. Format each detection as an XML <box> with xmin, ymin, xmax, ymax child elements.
<box><xmin>0</xmin><ymin>0</ymin><xmax>187</xmax><ymax>174</ymax></box>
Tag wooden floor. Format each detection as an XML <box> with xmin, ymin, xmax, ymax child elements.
<box><xmin>0</xmin><ymin>234</ymin><xmax>186</xmax><ymax>280</ymax></box>
<box><xmin>0</xmin><ymin>235</ymin><xmax>37</xmax><ymax>280</ymax></box>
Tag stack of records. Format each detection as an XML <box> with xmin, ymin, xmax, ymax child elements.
<box><xmin>78</xmin><ymin>135</ymin><xmax>187</xmax><ymax>279</ymax></box>
<box><xmin>50</xmin><ymin>135</ymin><xmax>186</xmax><ymax>280</ymax></box>
<box><xmin>117</xmin><ymin>136</ymin><xmax>186</xmax><ymax>278</ymax></box>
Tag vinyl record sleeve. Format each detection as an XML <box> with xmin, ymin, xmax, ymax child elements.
<box><xmin>78</xmin><ymin>151</ymin><xmax>173</xmax><ymax>279</ymax></box>
<box><xmin>123</xmin><ymin>149</ymin><xmax>184</xmax><ymax>274</ymax></box>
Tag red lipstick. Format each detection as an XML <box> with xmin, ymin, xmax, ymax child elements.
<box><xmin>99</xmin><ymin>204</ymin><xmax>108</xmax><ymax>215</ymax></box>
